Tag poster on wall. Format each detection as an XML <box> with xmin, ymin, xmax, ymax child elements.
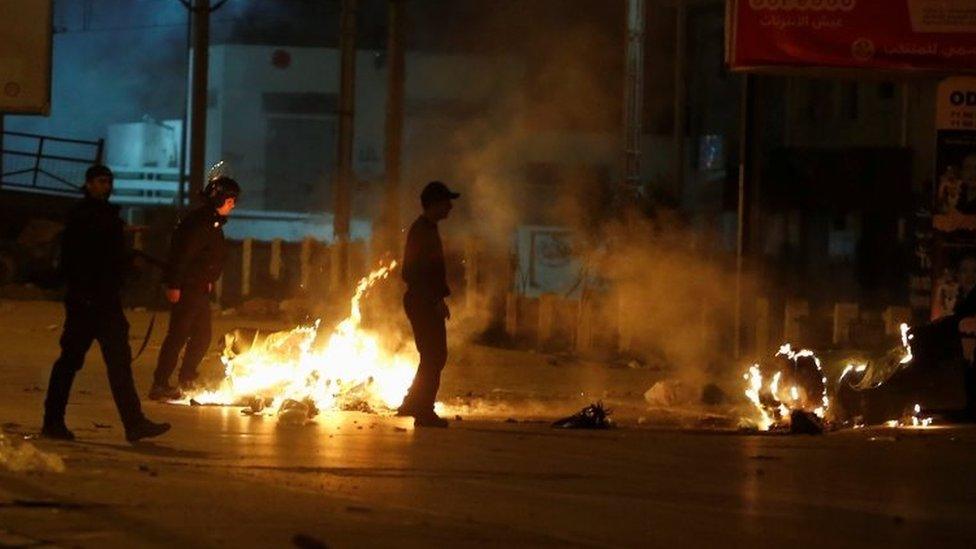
<box><xmin>931</xmin><ymin>245</ymin><xmax>976</xmax><ymax>319</ymax></box>
<box><xmin>514</xmin><ymin>226</ymin><xmax>580</xmax><ymax>298</ymax></box>
<box><xmin>931</xmin><ymin>77</ymin><xmax>976</xmax><ymax>320</ymax></box>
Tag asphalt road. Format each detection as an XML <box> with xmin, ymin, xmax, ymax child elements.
<box><xmin>1</xmin><ymin>300</ymin><xmax>975</xmax><ymax>548</ymax></box>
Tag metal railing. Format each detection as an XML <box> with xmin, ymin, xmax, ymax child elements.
<box><xmin>1</xmin><ymin>131</ymin><xmax>103</xmax><ymax>195</ymax></box>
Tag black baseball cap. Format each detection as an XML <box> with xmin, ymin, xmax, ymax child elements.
<box><xmin>420</xmin><ymin>180</ymin><xmax>460</xmax><ymax>207</ymax></box>
<box><xmin>85</xmin><ymin>164</ymin><xmax>114</xmax><ymax>182</ymax></box>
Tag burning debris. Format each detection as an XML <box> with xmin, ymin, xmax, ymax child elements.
<box><xmin>277</xmin><ymin>399</ymin><xmax>320</xmax><ymax>426</ymax></box>
<box><xmin>833</xmin><ymin>322</ymin><xmax>965</xmax><ymax>427</ymax></box>
<box><xmin>740</xmin><ymin>344</ymin><xmax>829</xmax><ymax>432</ymax></box>
<box><xmin>185</xmin><ymin>263</ymin><xmax>418</xmax><ymax>421</ymax></box>
<box><xmin>739</xmin><ymin>322</ymin><xmax>951</xmax><ymax>432</ymax></box>
<box><xmin>551</xmin><ymin>402</ymin><xmax>614</xmax><ymax>429</ymax></box>
<box><xmin>788</xmin><ymin>410</ymin><xmax>824</xmax><ymax>435</ymax></box>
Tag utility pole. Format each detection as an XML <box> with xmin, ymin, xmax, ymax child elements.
<box><xmin>673</xmin><ymin>0</ymin><xmax>686</xmax><ymax>199</ymax></box>
<box><xmin>0</xmin><ymin>113</ymin><xmax>5</xmax><ymax>188</ymax></box>
<box><xmin>188</xmin><ymin>0</ymin><xmax>211</xmax><ymax>201</ymax></box>
<box><xmin>621</xmin><ymin>0</ymin><xmax>645</xmax><ymax>204</ymax></box>
<box><xmin>334</xmin><ymin>0</ymin><xmax>358</xmax><ymax>287</ymax></box>
<box><xmin>176</xmin><ymin>0</ymin><xmax>228</xmax><ymax>204</ymax></box>
<box><xmin>381</xmin><ymin>0</ymin><xmax>405</xmax><ymax>256</ymax></box>
<box><xmin>734</xmin><ymin>74</ymin><xmax>757</xmax><ymax>360</ymax></box>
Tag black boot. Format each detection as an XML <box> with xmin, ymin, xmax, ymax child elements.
<box><xmin>395</xmin><ymin>397</ymin><xmax>421</xmax><ymax>417</ymax></box>
<box><xmin>414</xmin><ymin>412</ymin><xmax>448</xmax><ymax>428</ymax></box>
<box><xmin>148</xmin><ymin>384</ymin><xmax>183</xmax><ymax>401</ymax></box>
<box><xmin>41</xmin><ymin>420</ymin><xmax>75</xmax><ymax>441</ymax></box>
<box><xmin>125</xmin><ymin>418</ymin><xmax>171</xmax><ymax>442</ymax></box>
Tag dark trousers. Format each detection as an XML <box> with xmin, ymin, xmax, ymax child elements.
<box><xmin>44</xmin><ymin>299</ymin><xmax>145</xmax><ymax>429</ymax></box>
<box><xmin>966</xmin><ymin>362</ymin><xmax>976</xmax><ymax>416</ymax></box>
<box><xmin>153</xmin><ymin>288</ymin><xmax>212</xmax><ymax>386</ymax></box>
<box><xmin>402</xmin><ymin>294</ymin><xmax>448</xmax><ymax>413</ymax></box>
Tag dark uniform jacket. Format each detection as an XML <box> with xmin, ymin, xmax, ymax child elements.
<box><xmin>164</xmin><ymin>206</ymin><xmax>227</xmax><ymax>291</ymax></box>
<box><xmin>60</xmin><ymin>196</ymin><xmax>128</xmax><ymax>304</ymax></box>
<box><xmin>402</xmin><ymin>215</ymin><xmax>450</xmax><ymax>303</ymax></box>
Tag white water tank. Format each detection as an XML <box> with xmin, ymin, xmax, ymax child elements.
<box><xmin>105</xmin><ymin>119</ymin><xmax>182</xmax><ymax>169</ymax></box>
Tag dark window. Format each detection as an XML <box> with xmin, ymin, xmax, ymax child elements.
<box><xmin>878</xmin><ymin>82</ymin><xmax>896</xmax><ymax>100</ymax></box>
<box><xmin>843</xmin><ymin>82</ymin><xmax>859</xmax><ymax>121</ymax></box>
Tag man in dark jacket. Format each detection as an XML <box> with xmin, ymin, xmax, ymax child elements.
<box><xmin>149</xmin><ymin>176</ymin><xmax>239</xmax><ymax>400</ymax></box>
<box><xmin>42</xmin><ymin>165</ymin><xmax>171</xmax><ymax>442</ymax></box>
<box><xmin>397</xmin><ymin>181</ymin><xmax>459</xmax><ymax>428</ymax></box>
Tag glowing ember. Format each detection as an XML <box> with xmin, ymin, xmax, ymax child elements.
<box><xmin>910</xmin><ymin>403</ymin><xmax>933</xmax><ymax>428</ymax></box>
<box><xmin>188</xmin><ymin>262</ymin><xmax>418</xmax><ymax>417</ymax></box>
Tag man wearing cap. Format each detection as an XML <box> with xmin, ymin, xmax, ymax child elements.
<box><xmin>397</xmin><ymin>181</ymin><xmax>460</xmax><ymax>427</ymax></box>
<box><xmin>42</xmin><ymin>165</ymin><xmax>171</xmax><ymax>442</ymax></box>
<box><xmin>149</xmin><ymin>176</ymin><xmax>239</xmax><ymax>400</ymax></box>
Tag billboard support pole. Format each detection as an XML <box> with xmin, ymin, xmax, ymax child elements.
<box><xmin>334</xmin><ymin>0</ymin><xmax>358</xmax><ymax>288</ymax></box>
<box><xmin>382</xmin><ymin>0</ymin><xmax>405</xmax><ymax>257</ymax></box>
<box><xmin>735</xmin><ymin>73</ymin><xmax>755</xmax><ymax>360</ymax></box>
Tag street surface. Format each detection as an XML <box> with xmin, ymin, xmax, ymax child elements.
<box><xmin>0</xmin><ymin>300</ymin><xmax>974</xmax><ymax>548</ymax></box>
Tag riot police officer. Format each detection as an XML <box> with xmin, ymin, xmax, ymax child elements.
<box><xmin>149</xmin><ymin>176</ymin><xmax>239</xmax><ymax>400</ymax></box>
<box><xmin>42</xmin><ymin>165</ymin><xmax>171</xmax><ymax>442</ymax></box>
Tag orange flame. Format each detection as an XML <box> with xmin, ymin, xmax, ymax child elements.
<box><xmin>188</xmin><ymin>262</ymin><xmax>418</xmax><ymax>417</ymax></box>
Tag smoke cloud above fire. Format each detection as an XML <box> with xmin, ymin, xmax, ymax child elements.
<box><xmin>393</xmin><ymin>1</ymin><xmax>742</xmax><ymax>390</ymax></box>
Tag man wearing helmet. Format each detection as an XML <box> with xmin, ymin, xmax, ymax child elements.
<box><xmin>42</xmin><ymin>165</ymin><xmax>171</xmax><ymax>442</ymax></box>
<box><xmin>149</xmin><ymin>176</ymin><xmax>239</xmax><ymax>400</ymax></box>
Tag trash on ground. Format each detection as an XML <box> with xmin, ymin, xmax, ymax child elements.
<box><xmin>789</xmin><ymin>410</ymin><xmax>824</xmax><ymax>435</ymax></box>
<box><xmin>278</xmin><ymin>398</ymin><xmax>319</xmax><ymax>425</ymax></box>
<box><xmin>551</xmin><ymin>402</ymin><xmax>614</xmax><ymax>429</ymax></box>
<box><xmin>292</xmin><ymin>533</ymin><xmax>329</xmax><ymax>549</ymax></box>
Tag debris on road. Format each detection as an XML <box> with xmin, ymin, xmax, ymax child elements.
<box><xmin>278</xmin><ymin>399</ymin><xmax>319</xmax><ymax>425</ymax></box>
<box><xmin>789</xmin><ymin>410</ymin><xmax>824</xmax><ymax>435</ymax></box>
<box><xmin>644</xmin><ymin>380</ymin><xmax>694</xmax><ymax>408</ymax></box>
<box><xmin>292</xmin><ymin>533</ymin><xmax>330</xmax><ymax>549</ymax></box>
<box><xmin>138</xmin><ymin>464</ymin><xmax>159</xmax><ymax>477</ymax></box>
<box><xmin>551</xmin><ymin>402</ymin><xmax>613</xmax><ymax>429</ymax></box>
<box><xmin>0</xmin><ymin>433</ymin><xmax>65</xmax><ymax>473</ymax></box>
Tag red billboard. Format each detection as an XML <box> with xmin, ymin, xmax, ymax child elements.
<box><xmin>727</xmin><ymin>0</ymin><xmax>976</xmax><ymax>73</ymax></box>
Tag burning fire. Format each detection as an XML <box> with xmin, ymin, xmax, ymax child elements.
<box><xmin>740</xmin><ymin>344</ymin><xmax>828</xmax><ymax>431</ymax></box>
<box><xmin>743</xmin><ymin>365</ymin><xmax>772</xmax><ymax>430</ymax></box>
<box><xmin>188</xmin><ymin>262</ymin><xmax>418</xmax><ymax>418</ymax></box>
<box><xmin>742</xmin><ymin>323</ymin><xmax>918</xmax><ymax>431</ymax></box>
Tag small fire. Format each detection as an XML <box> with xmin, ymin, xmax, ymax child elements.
<box><xmin>741</xmin><ymin>344</ymin><xmax>828</xmax><ymax>431</ymax></box>
<box><xmin>910</xmin><ymin>403</ymin><xmax>933</xmax><ymax>428</ymax></box>
<box><xmin>188</xmin><ymin>262</ymin><xmax>418</xmax><ymax>418</ymax></box>
<box><xmin>743</xmin><ymin>365</ymin><xmax>772</xmax><ymax>431</ymax></box>
<box><xmin>899</xmin><ymin>323</ymin><xmax>914</xmax><ymax>364</ymax></box>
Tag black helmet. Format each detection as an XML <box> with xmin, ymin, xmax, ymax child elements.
<box><xmin>202</xmin><ymin>176</ymin><xmax>240</xmax><ymax>208</ymax></box>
